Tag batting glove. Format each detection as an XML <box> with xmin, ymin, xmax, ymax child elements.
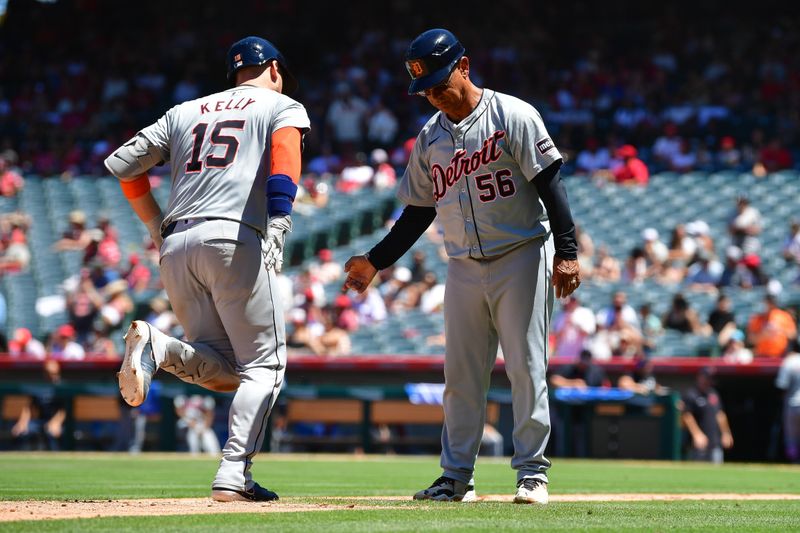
<box><xmin>262</xmin><ymin>215</ymin><xmax>292</xmax><ymax>273</ymax></box>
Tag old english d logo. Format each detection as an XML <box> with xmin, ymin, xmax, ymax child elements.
<box><xmin>406</xmin><ymin>59</ymin><xmax>426</xmax><ymax>79</ymax></box>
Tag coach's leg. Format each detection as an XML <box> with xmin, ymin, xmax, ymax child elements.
<box><xmin>188</xmin><ymin>221</ymin><xmax>286</xmax><ymax>492</ymax></box>
<box><xmin>491</xmin><ymin>238</ymin><xmax>554</xmax><ymax>484</ymax></box>
<box><xmin>440</xmin><ymin>257</ymin><xmax>498</xmax><ymax>485</ymax></box>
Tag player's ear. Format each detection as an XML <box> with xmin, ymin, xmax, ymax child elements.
<box><xmin>458</xmin><ymin>56</ymin><xmax>470</xmax><ymax>78</ymax></box>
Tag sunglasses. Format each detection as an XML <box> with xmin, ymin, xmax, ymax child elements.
<box><xmin>416</xmin><ymin>64</ymin><xmax>459</xmax><ymax>97</ymax></box>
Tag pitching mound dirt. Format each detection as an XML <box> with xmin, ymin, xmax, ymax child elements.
<box><xmin>2</xmin><ymin>494</ymin><xmax>799</xmax><ymax>522</ymax></box>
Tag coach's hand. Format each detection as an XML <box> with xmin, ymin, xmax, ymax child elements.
<box><xmin>553</xmin><ymin>257</ymin><xmax>581</xmax><ymax>299</ymax></box>
<box><xmin>262</xmin><ymin>215</ymin><xmax>292</xmax><ymax>273</ymax></box>
<box><xmin>342</xmin><ymin>255</ymin><xmax>378</xmax><ymax>294</ymax></box>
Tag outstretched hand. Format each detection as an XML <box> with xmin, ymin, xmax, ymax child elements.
<box><xmin>553</xmin><ymin>257</ymin><xmax>581</xmax><ymax>299</ymax></box>
<box><xmin>342</xmin><ymin>255</ymin><xmax>378</xmax><ymax>294</ymax></box>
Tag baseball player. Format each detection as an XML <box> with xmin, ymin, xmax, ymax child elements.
<box><xmin>342</xmin><ymin>29</ymin><xmax>581</xmax><ymax>504</ymax></box>
<box><xmin>103</xmin><ymin>36</ymin><xmax>310</xmax><ymax>502</ymax></box>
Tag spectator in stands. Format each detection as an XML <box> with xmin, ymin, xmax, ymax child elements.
<box><xmin>669</xmin><ymin>139</ymin><xmax>698</xmax><ymax>172</ymax></box>
<box><xmin>607</xmin><ymin>144</ymin><xmax>650</xmax><ymax>186</ymax></box>
<box><xmin>174</xmin><ymin>394</ymin><xmax>221</xmax><ymax>456</ymax></box>
<box><xmin>552</xmin><ymin>295</ymin><xmax>596</xmax><ymax>359</ymax></box>
<box><xmin>718</xmin><ymin>246</ymin><xmax>747</xmax><ymax>289</ymax></box>
<box><xmin>0</xmin><ymin>150</ymin><xmax>23</xmax><ymax>197</ymax></box>
<box><xmin>0</xmin><ymin>227</ymin><xmax>31</xmax><ymax>273</ymax></box>
<box><xmin>315</xmin><ymin>249</ymin><xmax>343</xmax><ymax>285</ymax></box>
<box><xmin>0</xmin><ymin>292</ymin><xmax>5</xmax><ymax>351</ymax></box>
<box><xmin>66</xmin><ymin>268</ymin><xmax>103</xmax><ymax>344</ymax></box>
<box><xmin>286</xmin><ymin>308</ymin><xmax>317</xmax><ymax>356</ymax></box>
<box><xmin>776</xmin><ymin>345</ymin><xmax>800</xmax><ymax>463</ymax></box>
<box><xmin>326</xmin><ymin>82</ymin><xmax>369</xmax><ymax>157</ymax></box>
<box><xmin>638</xmin><ymin>303</ymin><xmax>663</xmax><ymax>356</ymax></box>
<box><xmin>379</xmin><ymin>265</ymin><xmax>413</xmax><ymax>309</ymax></box>
<box><xmin>663</xmin><ymin>293</ymin><xmax>710</xmax><ymax>336</ymax></box>
<box><xmin>592</xmin><ymin>245</ymin><xmax>621</xmax><ymax>283</ymax></box>
<box><xmin>716</xmin><ymin>136</ymin><xmax>743</xmax><ymax>170</ymax></box>
<box><xmin>783</xmin><ymin>220</ymin><xmax>800</xmax><ymax>270</ymax></box>
<box><xmin>52</xmin><ymin>210</ymin><xmax>92</xmax><ymax>252</ymax></box>
<box><xmin>145</xmin><ymin>297</ymin><xmax>181</xmax><ymax>338</ymax></box>
<box><xmin>575</xmin><ymin>224</ymin><xmax>595</xmax><ymax>279</ymax></box>
<box><xmin>419</xmin><ymin>273</ymin><xmax>446</xmax><ymax>314</ymax></box>
<box><xmin>622</xmin><ymin>247</ymin><xmax>648</xmax><ymax>284</ymax></box>
<box><xmin>86</xmin><ymin>325</ymin><xmax>120</xmax><ymax>359</ymax></box>
<box><xmin>574</xmin><ymin>138</ymin><xmax>611</xmax><ymax>175</ymax></box>
<box><xmin>549</xmin><ymin>349</ymin><xmax>610</xmax><ymax>390</ymax></box>
<box><xmin>706</xmin><ymin>294</ymin><xmax>737</xmax><ymax>350</ymax></box>
<box><xmin>682</xmin><ymin>367</ymin><xmax>734</xmax><ymax>463</ymax></box>
<box><xmin>728</xmin><ymin>195</ymin><xmax>762</xmax><ymax>256</ymax></box>
<box><xmin>747</xmin><ymin>294</ymin><xmax>797</xmax><ymax>358</ymax></box>
<box><xmin>641</xmin><ymin>227</ymin><xmax>668</xmax><ymax>276</ymax></box>
<box><xmin>369</xmin><ymin>148</ymin><xmax>397</xmax><ymax>190</ymax></box>
<box><xmin>686</xmin><ymin>220</ymin><xmax>715</xmax><ymax>263</ymax></box>
<box><xmin>721</xmin><ymin>329</ymin><xmax>753</xmax><ymax>364</ymax></box>
<box><xmin>122</xmin><ymin>253</ymin><xmax>152</xmax><ymax>294</ymax></box>
<box><xmin>47</xmin><ymin>324</ymin><xmax>85</xmax><ymax>360</ymax></box>
<box><xmin>618</xmin><ymin>357</ymin><xmax>668</xmax><ymax>395</ymax></box>
<box><xmin>668</xmin><ymin>223</ymin><xmax>697</xmax><ymax>265</ymax></box>
<box><xmin>739</xmin><ymin>253</ymin><xmax>769</xmax><ymax>288</ymax></box>
<box><xmin>597</xmin><ymin>291</ymin><xmax>640</xmax><ymax>330</ymax></box>
<box><xmin>332</xmin><ymin>294</ymin><xmax>359</xmax><ymax>332</ymax></box>
<box><xmin>8</xmin><ymin>327</ymin><xmax>46</xmax><ymax>359</ymax></box>
<box><xmin>313</xmin><ymin>305</ymin><xmax>352</xmax><ymax>356</ymax></box>
<box><xmin>99</xmin><ymin>279</ymin><xmax>133</xmax><ymax>333</ymax></box>
<box><xmin>684</xmin><ymin>249</ymin><xmax>723</xmax><ymax>293</ymax></box>
<box><xmin>11</xmin><ymin>359</ymin><xmax>66</xmax><ymax>451</ymax></box>
<box><xmin>351</xmin><ymin>285</ymin><xmax>388</xmax><ymax>325</ymax></box>
<box><xmin>652</xmin><ymin>123</ymin><xmax>683</xmax><ymax>169</ymax></box>
<box><xmin>409</xmin><ymin>250</ymin><xmax>429</xmax><ymax>283</ymax></box>
<box><xmin>753</xmin><ymin>136</ymin><xmax>793</xmax><ymax>177</ymax></box>
<box><xmin>366</xmin><ymin>101</ymin><xmax>399</xmax><ymax>150</ymax></box>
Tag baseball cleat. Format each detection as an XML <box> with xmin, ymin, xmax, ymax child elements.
<box><xmin>514</xmin><ymin>477</ymin><xmax>549</xmax><ymax>504</ymax></box>
<box><xmin>118</xmin><ymin>321</ymin><xmax>160</xmax><ymax>407</ymax></box>
<box><xmin>413</xmin><ymin>476</ymin><xmax>477</xmax><ymax>502</ymax></box>
<box><xmin>211</xmin><ymin>483</ymin><xmax>279</xmax><ymax>502</ymax></box>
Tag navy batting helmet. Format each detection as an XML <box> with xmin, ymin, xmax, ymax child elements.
<box><xmin>404</xmin><ymin>29</ymin><xmax>465</xmax><ymax>95</ymax></box>
<box><xmin>226</xmin><ymin>36</ymin><xmax>298</xmax><ymax>94</ymax></box>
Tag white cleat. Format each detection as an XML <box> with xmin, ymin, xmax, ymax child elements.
<box><xmin>118</xmin><ymin>321</ymin><xmax>161</xmax><ymax>407</ymax></box>
<box><xmin>514</xmin><ymin>477</ymin><xmax>549</xmax><ymax>504</ymax></box>
<box><xmin>413</xmin><ymin>476</ymin><xmax>477</xmax><ymax>502</ymax></box>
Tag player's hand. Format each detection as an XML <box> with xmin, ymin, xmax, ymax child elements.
<box><xmin>692</xmin><ymin>432</ymin><xmax>709</xmax><ymax>451</ymax></box>
<box><xmin>553</xmin><ymin>257</ymin><xmax>581</xmax><ymax>299</ymax></box>
<box><xmin>721</xmin><ymin>431</ymin><xmax>733</xmax><ymax>449</ymax></box>
<box><xmin>262</xmin><ymin>215</ymin><xmax>292</xmax><ymax>273</ymax></box>
<box><xmin>342</xmin><ymin>255</ymin><xmax>378</xmax><ymax>294</ymax></box>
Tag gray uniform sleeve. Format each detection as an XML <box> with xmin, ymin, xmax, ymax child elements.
<box><xmin>507</xmin><ymin>107</ymin><xmax>562</xmax><ymax>182</ymax></box>
<box><xmin>138</xmin><ymin>108</ymin><xmax>173</xmax><ymax>163</ymax></box>
<box><xmin>273</xmin><ymin>96</ymin><xmax>311</xmax><ymax>133</ymax></box>
<box><xmin>397</xmin><ymin>138</ymin><xmax>435</xmax><ymax>207</ymax></box>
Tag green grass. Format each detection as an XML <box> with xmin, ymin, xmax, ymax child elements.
<box><xmin>1</xmin><ymin>454</ymin><xmax>800</xmax><ymax>531</ymax></box>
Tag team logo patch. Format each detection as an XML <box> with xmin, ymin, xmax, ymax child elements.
<box><xmin>406</xmin><ymin>59</ymin><xmax>427</xmax><ymax>79</ymax></box>
<box><xmin>536</xmin><ymin>138</ymin><xmax>555</xmax><ymax>155</ymax></box>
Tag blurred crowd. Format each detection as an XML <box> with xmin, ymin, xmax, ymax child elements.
<box><xmin>1</xmin><ymin>1</ymin><xmax>799</xmax><ymax>181</ymax></box>
<box><xmin>1</xmin><ymin>1</ymin><xmax>800</xmax><ymax>362</ymax></box>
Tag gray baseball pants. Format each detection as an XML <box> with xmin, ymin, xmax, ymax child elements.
<box><xmin>158</xmin><ymin>218</ymin><xmax>286</xmax><ymax>491</ymax></box>
<box><xmin>440</xmin><ymin>236</ymin><xmax>554</xmax><ymax>485</ymax></box>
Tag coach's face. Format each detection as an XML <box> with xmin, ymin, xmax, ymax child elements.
<box><xmin>423</xmin><ymin>56</ymin><xmax>470</xmax><ymax>116</ymax></box>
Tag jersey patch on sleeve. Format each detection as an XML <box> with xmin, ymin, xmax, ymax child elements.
<box><xmin>536</xmin><ymin>138</ymin><xmax>555</xmax><ymax>155</ymax></box>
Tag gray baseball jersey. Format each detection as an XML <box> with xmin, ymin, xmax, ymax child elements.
<box><xmin>132</xmin><ymin>85</ymin><xmax>309</xmax><ymax>493</ymax></box>
<box><xmin>399</xmin><ymin>89</ymin><xmax>560</xmax><ymax>485</ymax></box>
<box><xmin>398</xmin><ymin>89</ymin><xmax>562</xmax><ymax>258</ymax></box>
<box><xmin>139</xmin><ymin>85</ymin><xmax>310</xmax><ymax>232</ymax></box>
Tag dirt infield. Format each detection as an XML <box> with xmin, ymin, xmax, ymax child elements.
<box><xmin>2</xmin><ymin>494</ymin><xmax>800</xmax><ymax>522</ymax></box>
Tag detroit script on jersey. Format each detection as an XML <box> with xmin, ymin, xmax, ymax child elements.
<box><xmin>398</xmin><ymin>89</ymin><xmax>563</xmax><ymax>259</ymax></box>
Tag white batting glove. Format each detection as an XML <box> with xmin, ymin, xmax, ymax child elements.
<box><xmin>261</xmin><ymin>215</ymin><xmax>292</xmax><ymax>273</ymax></box>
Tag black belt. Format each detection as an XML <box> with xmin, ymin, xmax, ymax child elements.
<box><xmin>161</xmin><ymin>217</ymin><xmax>220</xmax><ymax>239</ymax></box>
